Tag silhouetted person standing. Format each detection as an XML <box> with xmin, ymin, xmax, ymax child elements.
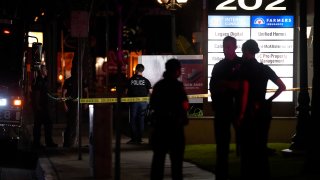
<box><xmin>62</xmin><ymin>66</ymin><xmax>89</xmax><ymax>148</ymax></box>
<box><xmin>32</xmin><ymin>65</ymin><xmax>57</xmax><ymax>148</ymax></box>
<box><xmin>209</xmin><ymin>36</ymin><xmax>248</xmax><ymax>180</ymax></box>
<box><xmin>150</xmin><ymin>59</ymin><xmax>189</xmax><ymax>180</ymax></box>
<box><xmin>240</xmin><ymin>39</ymin><xmax>286</xmax><ymax>180</ymax></box>
<box><xmin>126</xmin><ymin>64</ymin><xmax>152</xmax><ymax>144</ymax></box>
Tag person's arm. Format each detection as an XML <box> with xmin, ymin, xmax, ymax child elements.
<box><xmin>240</xmin><ymin>80</ymin><xmax>249</xmax><ymax>120</ymax></box>
<box><xmin>32</xmin><ymin>78</ymin><xmax>42</xmax><ymax>110</ymax></box>
<box><xmin>84</xmin><ymin>87</ymin><xmax>89</xmax><ymax>98</ymax></box>
<box><xmin>146</xmin><ymin>78</ymin><xmax>152</xmax><ymax>95</ymax></box>
<box><xmin>236</xmin><ymin>80</ymin><xmax>249</xmax><ymax>126</ymax></box>
<box><xmin>62</xmin><ymin>88</ymin><xmax>68</xmax><ymax>112</ymax></box>
<box><xmin>82</xmin><ymin>86</ymin><xmax>89</xmax><ymax>110</ymax></box>
<box><xmin>223</xmin><ymin>80</ymin><xmax>243</xmax><ymax>91</ymax></box>
<box><xmin>267</xmin><ymin>78</ymin><xmax>286</xmax><ymax>102</ymax></box>
<box><xmin>34</xmin><ymin>90</ymin><xmax>41</xmax><ymax>110</ymax></box>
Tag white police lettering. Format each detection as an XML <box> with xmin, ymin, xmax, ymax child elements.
<box><xmin>131</xmin><ymin>80</ymin><xmax>145</xmax><ymax>86</ymax></box>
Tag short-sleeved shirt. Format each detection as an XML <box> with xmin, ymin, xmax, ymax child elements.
<box><xmin>63</xmin><ymin>76</ymin><xmax>88</xmax><ymax>99</ymax></box>
<box><xmin>241</xmin><ymin>59</ymin><xmax>279</xmax><ymax>102</ymax></box>
<box><xmin>209</xmin><ymin>57</ymin><xmax>243</xmax><ymax>104</ymax></box>
<box><xmin>127</xmin><ymin>74</ymin><xmax>152</xmax><ymax>97</ymax></box>
<box><xmin>150</xmin><ymin>77</ymin><xmax>188</xmax><ymax>127</ymax></box>
<box><xmin>32</xmin><ymin>75</ymin><xmax>49</xmax><ymax>107</ymax></box>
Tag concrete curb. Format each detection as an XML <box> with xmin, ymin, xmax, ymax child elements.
<box><xmin>38</xmin><ymin>157</ymin><xmax>59</xmax><ymax>180</ymax></box>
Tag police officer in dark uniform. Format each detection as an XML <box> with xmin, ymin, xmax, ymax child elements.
<box><xmin>62</xmin><ymin>66</ymin><xmax>89</xmax><ymax>148</ymax></box>
<box><xmin>32</xmin><ymin>65</ymin><xmax>57</xmax><ymax>148</ymax></box>
<box><xmin>239</xmin><ymin>39</ymin><xmax>286</xmax><ymax>180</ymax></box>
<box><xmin>209</xmin><ymin>36</ymin><xmax>248</xmax><ymax>180</ymax></box>
<box><xmin>126</xmin><ymin>64</ymin><xmax>152</xmax><ymax>144</ymax></box>
<box><xmin>149</xmin><ymin>59</ymin><xmax>190</xmax><ymax>180</ymax></box>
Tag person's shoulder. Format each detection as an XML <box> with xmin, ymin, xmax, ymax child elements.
<box><xmin>65</xmin><ymin>76</ymin><xmax>72</xmax><ymax>81</ymax></box>
<box><xmin>152</xmin><ymin>81</ymin><xmax>160</xmax><ymax>91</ymax></box>
<box><xmin>63</xmin><ymin>77</ymin><xmax>73</xmax><ymax>86</ymax></box>
<box><xmin>215</xmin><ymin>59</ymin><xmax>226</xmax><ymax>65</ymax></box>
<box><xmin>212</xmin><ymin>59</ymin><xmax>226</xmax><ymax>69</ymax></box>
<box><xmin>178</xmin><ymin>80</ymin><xmax>185</xmax><ymax>87</ymax></box>
<box><xmin>130</xmin><ymin>74</ymin><xmax>137</xmax><ymax>78</ymax></box>
<box><xmin>143</xmin><ymin>76</ymin><xmax>151</xmax><ymax>82</ymax></box>
<box><xmin>153</xmin><ymin>79</ymin><xmax>164</xmax><ymax>86</ymax></box>
<box><xmin>261</xmin><ymin>63</ymin><xmax>275</xmax><ymax>73</ymax></box>
<box><xmin>235</xmin><ymin>56</ymin><xmax>243</xmax><ymax>62</ymax></box>
<box><xmin>256</xmin><ymin>61</ymin><xmax>269</xmax><ymax>69</ymax></box>
<box><xmin>261</xmin><ymin>62</ymin><xmax>270</xmax><ymax>68</ymax></box>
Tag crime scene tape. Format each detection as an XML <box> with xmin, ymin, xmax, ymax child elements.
<box><xmin>79</xmin><ymin>94</ymin><xmax>209</xmax><ymax>104</ymax></box>
<box><xmin>78</xmin><ymin>87</ymin><xmax>311</xmax><ymax>104</ymax></box>
<box><xmin>187</xmin><ymin>94</ymin><xmax>209</xmax><ymax>99</ymax></box>
<box><xmin>80</xmin><ymin>98</ymin><xmax>117</xmax><ymax>104</ymax></box>
<box><xmin>266</xmin><ymin>87</ymin><xmax>312</xmax><ymax>92</ymax></box>
<box><xmin>121</xmin><ymin>97</ymin><xmax>149</xmax><ymax>102</ymax></box>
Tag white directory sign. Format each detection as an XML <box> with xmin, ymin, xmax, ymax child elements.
<box><xmin>257</xmin><ymin>53</ymin><xmax>293</xmax><ymax>65</ymax></box>
<box><xmin>251</xmin><ymin>28</ymin><xmax>294</xmax><ymax>40</ymax></box>
<box><xmin>208</xmin><ymin>15</ymin><xmax>294</xmax><ymax>102</ymax></box>
<box><xmin>208</xmin><ymin>28</ymin><xmax>251</xmax><ymax>40</ymax></box>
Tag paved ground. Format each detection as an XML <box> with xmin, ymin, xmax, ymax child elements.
<box><xmin>38</xmin><ymin>136</ymin><xmax>215</xmax><ymax>180</ymax></box>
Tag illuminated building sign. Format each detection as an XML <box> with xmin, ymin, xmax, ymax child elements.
<box><xmin>208</xmin><ymin>15</ymin><xmax>294</xmax><ymax>102</ymax></box>
<box><xmin>251</xmin><ymin>16</ymin><xmax>294</xmax><ymax>28</ymax></box>
<box><xmin>208</xmin><ymin>16</ymin><xmax>250</xmax><ymax>27</ymax></box>
<box><xmin>208</xmin><ymin>0</ymin><xmax>295</xmax><ymax>14</ymax></box>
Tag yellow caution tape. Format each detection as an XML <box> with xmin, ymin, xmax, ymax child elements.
<box><xmin>80</xmin><ymin>98</ymin><xmax>117</xmax><ymax>104</ymax></box>
<box><xmin>267</xmin><ymin>87</ymin><xmax>312</xmax><ymax>92</ymax></box>
<box><xmin>187</xmin><ymin>94</ymin><xmax>209</xmax><ymax>99</ymax></box>
<box><xmin>79</xmin><ymin>88</ymin><xmax>312</xmax><ymax>104</ymax></box>
<box><xmin>121</xmin><ymin>97</ymin><xmax>150</xmax><ymax>102</ymax></box>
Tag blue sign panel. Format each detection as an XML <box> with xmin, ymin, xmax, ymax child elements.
<box><xmin>251</xmin><ymin>16</ymin><xmax>294</xmax><ymax>28</ymax></box>
<box><xmin>208</xmin><ymin>15</ymin><xmax>250</xmax><ymax>28</ymax></box>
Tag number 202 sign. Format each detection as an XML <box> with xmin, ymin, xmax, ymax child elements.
<box><xmin>208</xmin><ymin>0</ymin><xmax>295</xmax><ymax>14</ymax></box>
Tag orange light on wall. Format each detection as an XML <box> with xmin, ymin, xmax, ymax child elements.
<box><xmin>129</xmin><ymin>51</ymin><xmax>142</xmax><ymax>77</ymax></box>
<box><xmin>58</xmin><ymin>74</ymin><xmax>64</xmax><ymax>81</ymax></box>
<box><xmin>3</xmin><ymin>29</ymin><xmax>11</xmax><ymax>34</ymax></box>
<box><xmin>110</xmin><ymin>87</ymin><xmax>117</xmax><ymax>92</ymax></box>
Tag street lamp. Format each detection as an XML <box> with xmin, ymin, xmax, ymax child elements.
<box><xmin>157</xmin><ymin>0</ymin><xmax>188</xmax><ymax>11</ymax></box>
<box><xmin>157</xmin><ymin>0</ymin><xmax>188</xmax><ymax>53</ymax></box>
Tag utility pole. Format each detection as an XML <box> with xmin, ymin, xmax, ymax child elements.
<box><xmin>305</xmin><ymin>0</ymin><xmax>320</xmax><ymax>177</ymax></box>
<box><xmin>115</xmin><ymin>1</ymin><xmax>123</xmax><ymax>180</ymax></box>
<box><xmin>289</xmin><ymin>0</ymin><xmax>310</xmax><ymax>152</ymax></box>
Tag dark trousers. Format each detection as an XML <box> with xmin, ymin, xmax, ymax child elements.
<box><xmin>33</xmin><ymin>109</ymin><xmax>54</xmax><ymax>145</ymax></box>
<box><xmin>64</xmin><ymin>102</ymin><xmax>78</xmax><ymax>147</ymax></box>
<box><xmin>214</xmin><ymin>113</ymin><xmax>236</xmax><ymax>180</ymax></box>
<box><xmin>151</xmin><ymin>127</ymin><xmax>185</xmax><ymax>180</ymax></box>
<box><xmin>129</xmin><ymin>102</ymin><xmax>148</xmax><ymax>142</ymax></box>
<box><xmin>239</xmin><ymin>103</ymin><xmax>271</xmax><ymax>180</ymax></box>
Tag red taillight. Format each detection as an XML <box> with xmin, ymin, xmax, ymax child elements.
<box><xmin>13</xmin><ymin>99</ymin><xmax>22</xmax><ymax>107</ymax></box>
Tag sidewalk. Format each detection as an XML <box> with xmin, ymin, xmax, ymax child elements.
<box><xmin>38</xmin><ymin>135</ymin><xmax>215</xmax><ymax>180</ymax></box>
<box><xmin>35</xmin><ymin>125</ymin><xmax>214</xmax><ymax>180</ymax></box>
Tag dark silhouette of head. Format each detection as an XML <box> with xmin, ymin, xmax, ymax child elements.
<box><xmin>135</xmin><ymin>64</ymin><xmax>145</xmax><ymax>73</ymax></box>
<box><xmin>163</xmin><ymin>58</ymin><xmax>181</xmax><ymax>79</ymax></box>
<box><xmin>242</xmin><ymin>39</ymin><xmax>260</xmax><ymax>54</ymax></box>
<box><xmin>222</xmin><ymin>36</ymin><xmax>237</xmax><ymax>60</ymax></box>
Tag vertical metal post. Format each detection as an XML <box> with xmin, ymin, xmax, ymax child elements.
<box><xmin>89</xmin><ymin>104</ymin><xmax>94</xmax><ymax>175</ymax></box>
<box><xmin>290</xmin><ymin>0</ymin><xmax>310</xmax><ymax>151</ymax></box>
<box><xmin>61</xmin><ymin>30</ymin><xmax>65</xmax><ymax>88</ymax></box>
<box><xmin>171</xmin><ymin>12</ymin><xmax>177</xmax><ymax>54</ymax></box>
<box><xmin>115</xmin><ymin>3</ymin><xmax>122</xmax><ymax>180</ymax></box>
<box><xmin>305</xmin><ymin>0</ymin><xmax>320</xmax><ymax>176</ymax></box>
<box><xmin>78</xmin><ymin>37</ymin><xmax>83</xmax><ymax>160</ymax></box>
